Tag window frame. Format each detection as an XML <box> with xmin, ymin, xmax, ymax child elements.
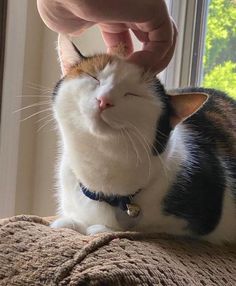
<box><xmin>188</xmin><ymin>0</ymin><xmax>209</xmax><ymax>86</ymax></box>
<box><xmin>0</xmin><ymin>0</ymin><xmax>28</xmax><ymax>217</ymax></box>
<box><xmin>0</xmin><ymin>0</ymin><xmax>8</xmax><ymax>114</ymax></box>
<box><xmin>164</xmin><ymin>0</ymin><xmax>208</xmax><ymax>89</ymax></box>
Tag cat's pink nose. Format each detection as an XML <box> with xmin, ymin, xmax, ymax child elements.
<box><xmin>97</xmin><ymin>96</ymin><xmax>114</xmax><ymax>111</ymax></box>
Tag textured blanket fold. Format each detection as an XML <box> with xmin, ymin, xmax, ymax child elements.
<box><xmin>0</xmin><ymin>215</ymin><xmax>235</xmax><ymax>285</ymax></box>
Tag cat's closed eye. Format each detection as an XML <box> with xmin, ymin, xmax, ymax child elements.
<box><xmin>124</xmin><ymin>92</ymin><xmax>140</xmax><ymax>97</ymax></box>
<box><xmin>84</xmin><ymin>72</ymin><xmax>100</xmax><ymax>84</ymax></box>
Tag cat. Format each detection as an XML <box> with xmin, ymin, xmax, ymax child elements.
<box><xmin>51</xmin><ymin>34</ymin><xmax>236</xmax><ymax>243</ymax></box>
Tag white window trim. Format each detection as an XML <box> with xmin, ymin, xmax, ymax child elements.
<box><xmin>163</xmin><ymin>0</ymin><xmax>188</xmax><ymax>88</ymax></box>
<box><xmin>188</xmin><ymin>0</ymin><xmax>208</xmax><ymax>86</ymax></box>
<box><xmin>0</xmin><ymin>0</ymin><xmax>28</xmax><ymax>217</ymax></box>
<box><xmin>164</xmin><ymin>0</ymin><xmax>208</xmax><ymax>88</ymax></box>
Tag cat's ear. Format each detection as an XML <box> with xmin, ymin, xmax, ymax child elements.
<box><xmin>57</xmin><ymin>34</ymin><xmax>85</xmax><ymax>75</ymax></box>
<box><xmin>168</xmin><ymin>92</ymin><xmax>209</xmax><ymax>127</ymax></box>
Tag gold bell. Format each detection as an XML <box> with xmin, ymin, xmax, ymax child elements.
<box><xmin>126</xmin><ymin>203</ymin><xmax>140</xmax><ymax>217</ymax></box>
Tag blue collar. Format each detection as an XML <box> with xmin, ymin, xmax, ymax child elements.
<box><xmin>79</xmin><ymin>183</ymin><xmax>141</xmax><ymax>217</ymax></box>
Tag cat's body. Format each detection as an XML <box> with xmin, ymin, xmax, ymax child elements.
<box><xmin>52</xmin><ymin>35</ymin><xmax>236</xmax><ymax>243</ymax></box>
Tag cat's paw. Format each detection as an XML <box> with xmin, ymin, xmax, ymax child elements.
<box><xmin>86</xmin><ymin>224</ymin><xmax>113</xmax><ymax>235</ymax></box>
<box><xmin>51</xmin><ymin>217</ymin><xmax>86</xmax><ymax>234</ymax></box>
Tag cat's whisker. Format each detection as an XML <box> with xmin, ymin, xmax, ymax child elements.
<box><xmin>155</xmin><ymin>129</ymin><xmax>169</xmax><ymax>139</ymax></box>
<box><xmin>26</xmin><ymin>82</ymin><xmax>53</xmax><ymax>93</ymax></box>
<box><xmin>141</xmin><ymin>123</ymin><xmax>169</xmax><ymax>139</ymax></box>
<box><xmin>124</xmin><ymin>128</ymin><xmax>142</xmax><ymax>167</ymax></box>
<box><xmin>151</xmin><ymin>144</ymin><xmax>170</xmax><ymax>185</ymax></box>
<box><xmin>136</xmin><ymin>125</ymin><xmax>169</xmax><ymax>183</ymax></box>
<box><xmin>127</xmin><ymin>121</ymin><xmax>169</xmax><ymax>179</ymax></box>
<box><xmin>13</xmin><ymin>100</ymin><xmax>51</xmax><ymax>114</ymax></box>
<box><xmin>48</xmin><ymin>124</ymin><xmax>58</xmax><ymax>132</ymax></box>
<box><xmin>131</xmin><ymin>129</ymin><xmax>152</xmax><ymax>179</ymax></box>
<box><xmin>26</xmin><ymin>85</ymin><xmax>45</xmax><ymax>92</ymax></box>
<box><xmin>112</xmin><ymin>117</ymin><xmax>145</xmax><ymax>167</ymax></box>
<box><xmin>127</xmin><ymin>120</ymin><xmax>170</xmax><ymax>182</ymax></box>
<box><xmin>110</xmin><ymin>118</ymin><xmax>130</xmax><ymax>164</ymax></box>
<box><xmin>26</xmin><ymin>86</ymin><xmax>52</xmax><ymax>96</ymax></box>
<box><xmin>143</xmin><ymin>134</ymin><xmax>169</xmax><ymax>184</ymax></box>
<box><xmin>120</xmin><ymin>129</ymin><xmax>129</xmax><ymax>164</ymax></box>
<box><xmin>17</xmin><ymin>95</ymin><xmax>51</xmax><ymax>98</ymax></box>
<box><xmin>37</xmin><ymin>118</ymin><xmax>55</xmax><ymax>133</ymax></box>
<box><xmin>20</xmin><ymin>108</ymin><xmax>52</xmax><ymax>122</ymax></box>
<box><xmin>152</xmin><ymin>138</ymin><xmax>167</xmax><ymax>153</ymax></box>
<box><xmin>36</xmin><ymin>113</ymin><xmax>53</xmax><ymax>124</ymax></box>
<box><xmin>123</xmin><ymin>120</ymin><xmax>151</xmax><ymax>179</ymax></box>
<box><xmin>27</xmin><ymin>82</ymin><xmax>51</xmax><ymax>89</ymax></box>
<box><xmin>124</xmin><ymin>129</ymin><xmax>142</xmax><ymax>167</ymax></box>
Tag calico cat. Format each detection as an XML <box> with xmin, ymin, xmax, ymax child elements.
<box><xmin>51</xmin><ymin>34</ymin><xmax>236</xmax><ymax>243</ymax></box>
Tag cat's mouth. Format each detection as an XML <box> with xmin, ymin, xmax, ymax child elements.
<box><xmin>91</xmin><ymin>111</ymin><xmax>124</xmax><ymax>133</ymax></box>
<box><xmin>100</xmin><ymin>113</ymin><xmax>124</xmax><ymax>130</ymax></box>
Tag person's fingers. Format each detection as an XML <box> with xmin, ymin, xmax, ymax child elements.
<box><xmin>37</xmin><ymin>0</ymin><xmax>171</xmax><ymax>35</ymax></box>
<box><xmin>133</xmin><ymin>14</ymin><xmax>174</xmax><ymax>59</ymax></box>
<box><xmin>37</xmin><ymin>0</ymin><xmax>94</xmax><ymax>35</ymax></box>
<box><xmin>131</xmin><ymin>29</ymin><xmax>149</xmax><ymax>43</ymax></box>
<box><xmin>92</xmin><ymin>0</ymin><xmax>174</xmax><ymax>72</ymax></box>
<box><xmin>37</xmin><ymin>0</ymin><xmax>176</xmax><ymax>72</ymax></box>
<box><xmin>99</xmin><ymin>23</ymin><xmax>133</xmax><ymax>55</ymax></box>
<box><xmin>151</xmin><ymin>21</ymin><xmax>178</xmax><ymax>73</ymax></box>
<box><xmin>128</xmin><ymin>20</ymin><xmax>178</xmax><ymax>73</ymax></box>
<box><xmin>67</xmin><ymin>0</ymin><xmax>161</xmax><ymax>23</ymax></box>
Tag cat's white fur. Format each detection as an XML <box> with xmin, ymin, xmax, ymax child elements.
<box><xmin>52</xmin><ymin>60</ymin><xmax>189</xmax><ymax>235</ymax></box>
<box><xmin>51</xmin><ymin>36</ymin><xmax>236</xmax><ymax>243</ymax></box>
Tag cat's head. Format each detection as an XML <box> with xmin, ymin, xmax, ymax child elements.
<box><xmin>53</xmin><ymin>34</ymin><xmax>208</xmax><ymax>141</ymax></box>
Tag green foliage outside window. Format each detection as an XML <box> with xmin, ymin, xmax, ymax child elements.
<box><xmin>203</xmin><ymin>0</ymin><xmax>236</xmax><ymax>99</ymax></box>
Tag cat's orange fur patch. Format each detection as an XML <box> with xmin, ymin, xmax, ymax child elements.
<box><xmin>66</xmin><ymin>54</ymin><xmax>116</xmax><ymax>79</ymax></box>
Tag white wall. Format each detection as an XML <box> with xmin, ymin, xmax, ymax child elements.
<box><xmin>0</xmin><ymin>0</ymin><xmax>40</xmax><ymax>217</ymax></box>
<box><xmin>0</xmin><ymin>1</ymin><xmax>59</xmax><ymax>217</ymax></box>
<box><xmin>15</xmin><ymin>0</ymin><xmax>44</xmax><ymax>215</ymax></box>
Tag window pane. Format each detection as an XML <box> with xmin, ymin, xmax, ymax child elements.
<box><xmin>202</xmin><ymin>0</ymin><xmax>236</xmax><ymax>99</ymax></box>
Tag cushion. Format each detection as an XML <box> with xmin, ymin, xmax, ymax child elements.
<box><xmin>0</xmin><ymin>215</ymin><xmax>235</xmax><ymax>285</ymax></box>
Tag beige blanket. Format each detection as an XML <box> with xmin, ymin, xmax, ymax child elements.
<box><xmin>0</xmin><ymin>215</ymin><xmax>235</xmax><ymax>285</ymax></box>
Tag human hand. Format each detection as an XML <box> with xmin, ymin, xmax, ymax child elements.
<box><xmin>37</xmin><ymin>0</ymin><xmax>177</xmax><ymax>74</ymax></box>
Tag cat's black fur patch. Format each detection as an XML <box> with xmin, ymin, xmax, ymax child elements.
<box><xmin>52</xmin><ymin>78</ymin><xmax>64</xmax><ymax>101</ymax></box>
<box><xmin>163</xmin><ymin>131</ymin><xmax>226</xmax><ymax>236</ymax></box>
<box><xmin>162</xmin><ymin>87</ymin><xmax>236</xmax><ymax>236</ymax></box>
<box><xmin>152</xmin><ymin>79</ymin><xmax>173</xmax><ymax>154</ymax></box>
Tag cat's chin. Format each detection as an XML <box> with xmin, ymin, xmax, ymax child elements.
<box><xmin>88</xmin><ymin>117</ymin><xmax>120</xmax><ymax>137</ymax></box>
<box><xmin>86</xmin><ymin>113</ymin><xmax>124</xmax><ymax>136</ymax></box>
<box><xmin>101</xmin><ymin>115</ymin><xmax>124</xmax><ymax>130</ymax></box>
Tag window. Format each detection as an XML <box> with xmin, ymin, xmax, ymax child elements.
<box><xmin>164</xmin><ymin>0</ymin><xmax>209</xmax><ymax>88</ymax></box>
<box><xmin>166</xmin><ymin>0</ymin><xmax>235</xmax><ymax>99</ymax></box>
<box><xmin>202</xmin><ymin>0</ymin><xmax>236</xmax><ymax>99</ymax></box>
